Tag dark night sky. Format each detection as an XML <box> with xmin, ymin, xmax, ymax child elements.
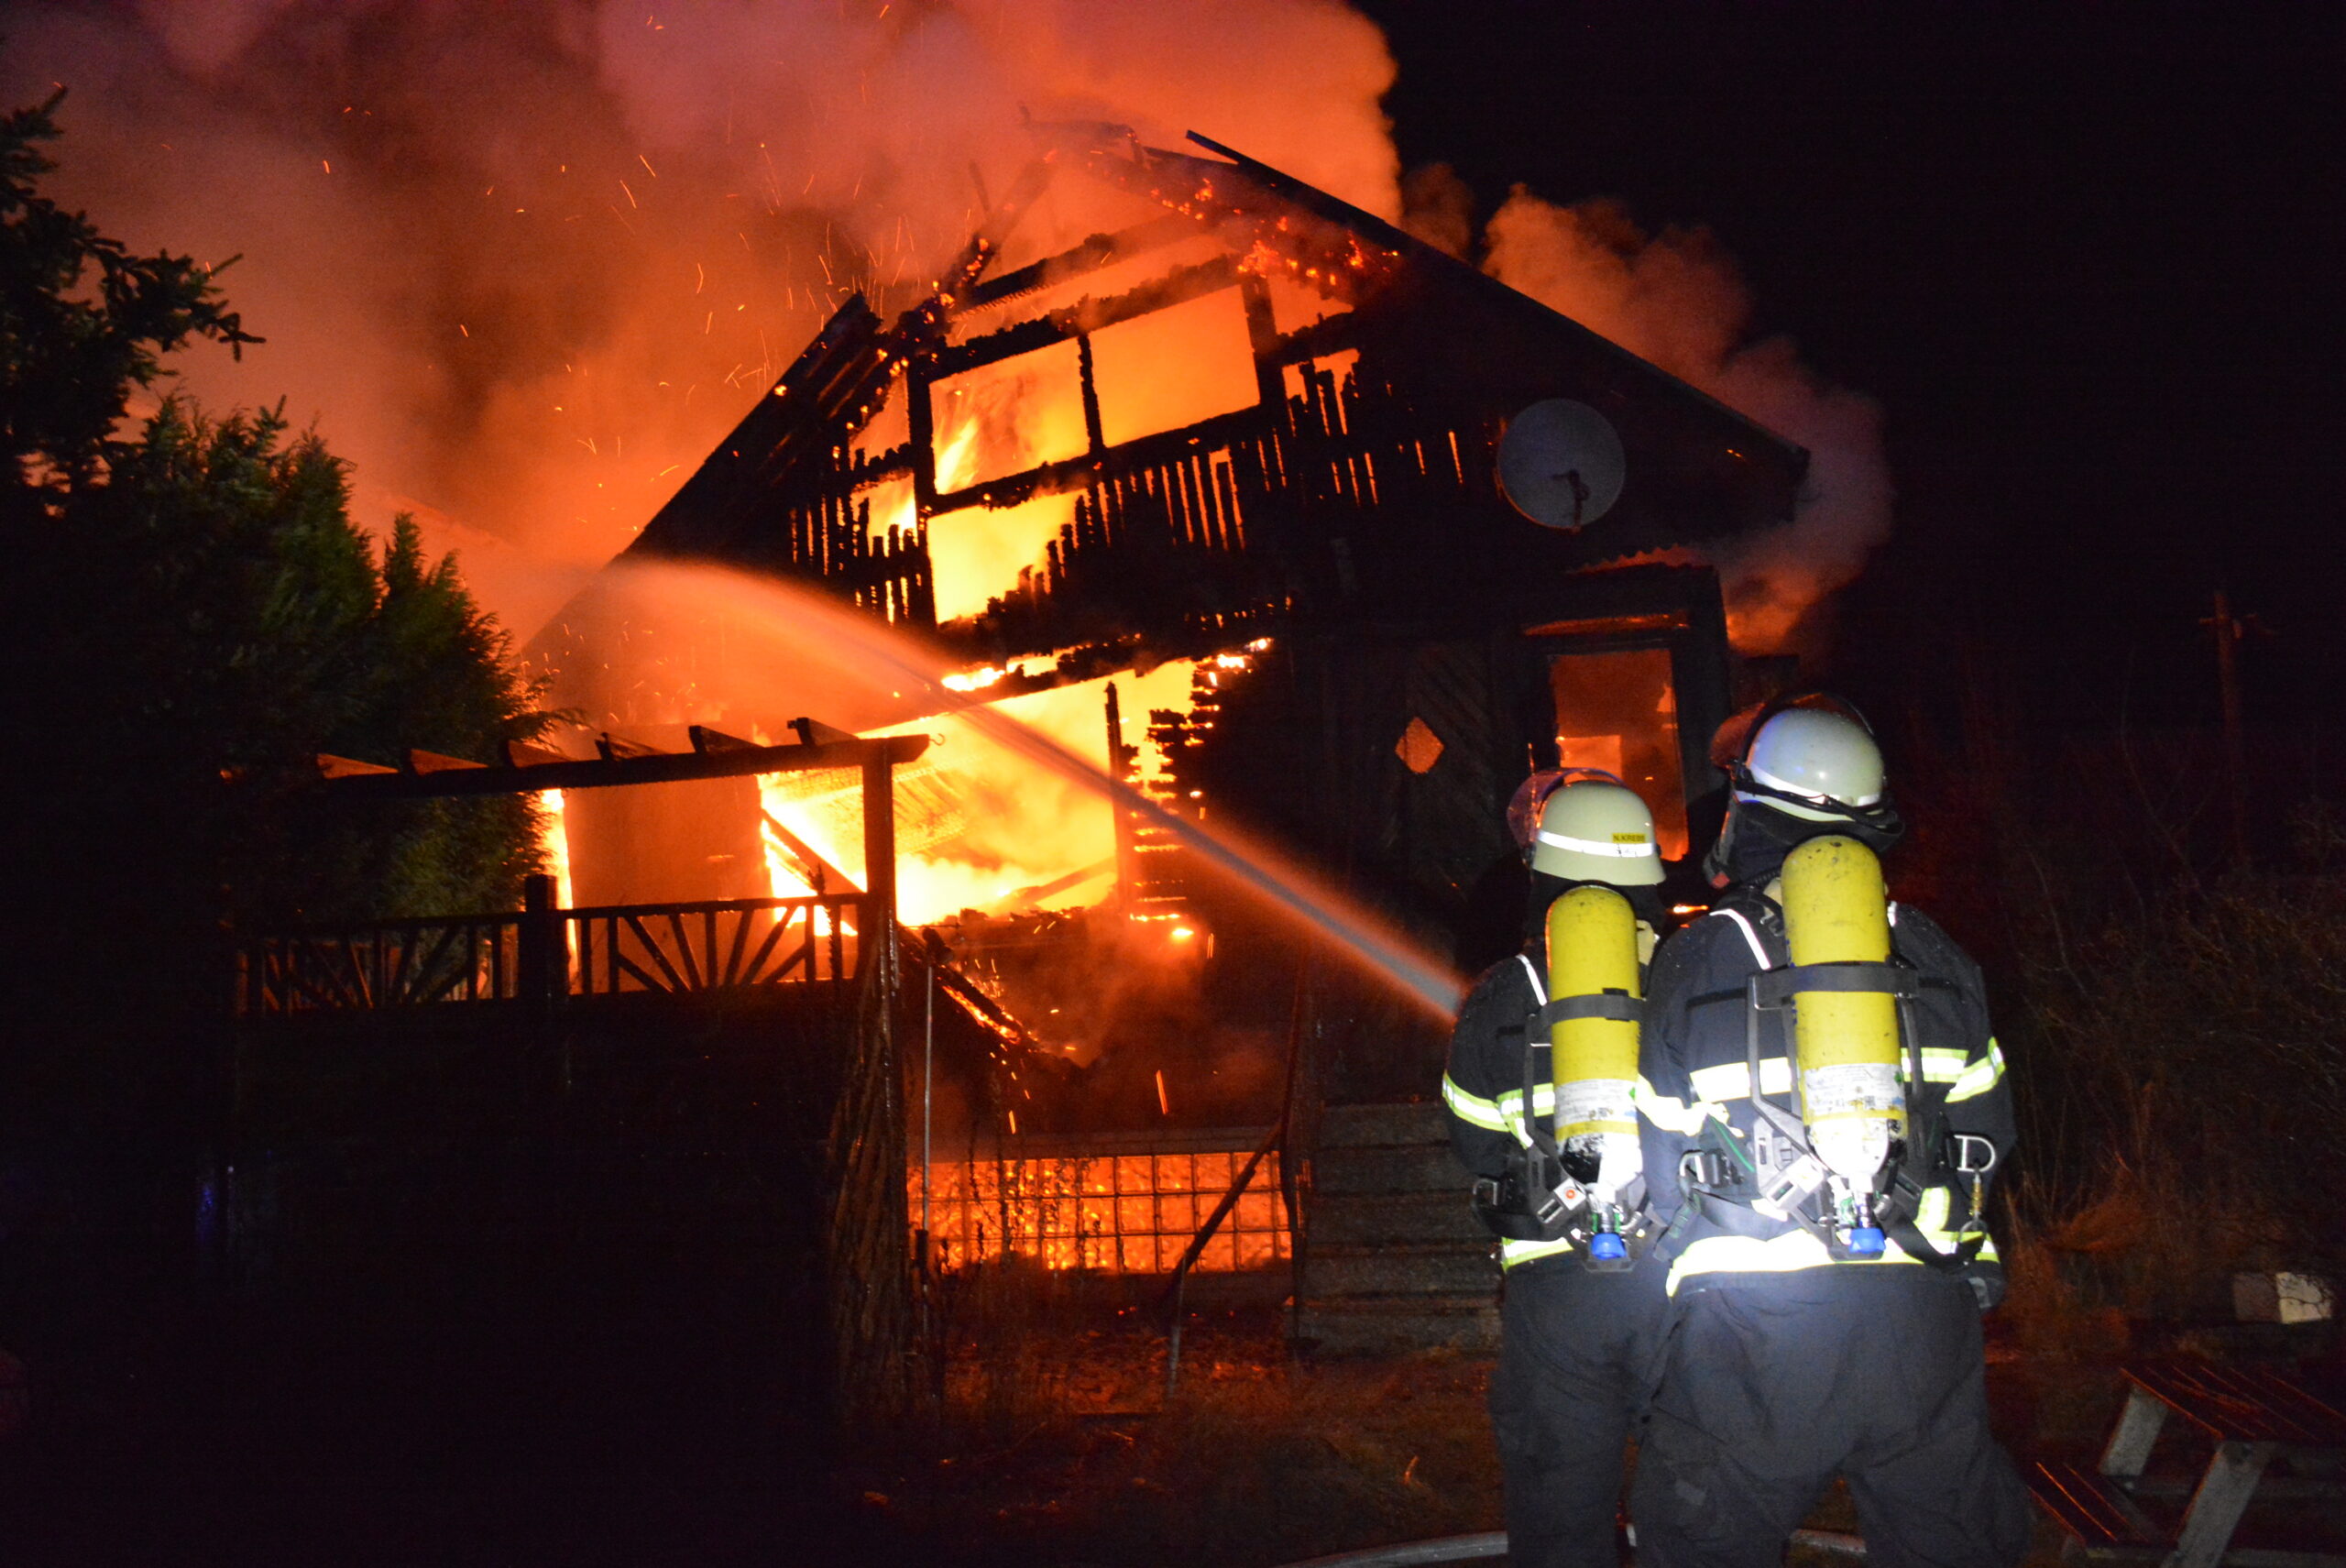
<box><xmin>1359</xmin><ymin>1</ymin><xmax>2344</xmax><ymax>731</ymax></box>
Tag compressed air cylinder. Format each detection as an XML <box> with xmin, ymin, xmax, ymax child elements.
<box><xmin>1545</xmin><ymin>884</ymin><xmax>1644</xmax><ymax>1204</ymax></box>
<box><xmin>1781</xmin><ymin>835</ymin><xmax>1907</xmax><ymax>1190</ymax></box>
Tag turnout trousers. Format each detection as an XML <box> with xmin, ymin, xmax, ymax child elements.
<box><xmin>1629</xmin><ymin>1267</ymin><xmax>2031</xmax><ymax>1568</ymax></box>
<box><xmin>1488</xmin><ymin>1255</ymin><xmax>1668</xmax><ymax>1568</ymax></box>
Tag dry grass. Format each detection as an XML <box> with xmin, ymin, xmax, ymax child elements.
<box><xmin>845</xmin><ymin>1265</ymin><xmax>1501</xmax><ymax>1568</ymax></box>
<box><xmin>846</xmin><ymin>1263</ymin><xmax>2121</xmax><ymax>1568</ymax></box>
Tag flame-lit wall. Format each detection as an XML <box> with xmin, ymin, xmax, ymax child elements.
<box><xmin>910</xmin><ymin>1144</ymin><xmax>1289</xmax><ymax>1274</ymax></box>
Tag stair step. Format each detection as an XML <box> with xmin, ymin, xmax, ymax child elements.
<box><xmin>1292</xmin><ymin>1293</ymin><xmax>1500</xmax><ymax>1357</ymax></box>
<box><xmin>1311</xmin><ymin>1190</ymin><xmax>1484</xmax><ymax>1248</ymax></box>
<box><xmin>1310</xmin><ymin>1243</ymin><xmax>1496</xmax><ymax>1299</ymax></box>
<box><xmin>2027</xmin><ymin>1461</ymin><xmax>2167</xmax><ymax>1551</ymax></box>
<box><xmin>1315</xmin><ymin>1101</ymin><xmax>1450</xmax><ymax>1149</ymax></box>
<box><xmin>1310</xmin><ymin>1142</ymin><xmax>1460</xmax><ymax>1195</ymax></box>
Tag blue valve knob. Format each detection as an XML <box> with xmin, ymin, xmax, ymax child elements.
<box><xmin>1847</xmin><ymin>1226</ymin><xmax>1885</xmax><ymax>1257</ymax></box>
<box><xmin>1589</xmin><ymin>1232</ymin><xmax>1628</xmax><ymax>1261</ymax></box>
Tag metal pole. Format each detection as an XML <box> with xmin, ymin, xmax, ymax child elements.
<box><xmin>923</xmin><ymin>950</ymin><xmax>935</xmax><ymax>1238</ymax></box>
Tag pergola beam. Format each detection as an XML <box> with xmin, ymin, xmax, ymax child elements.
<box><xmin>314</xmin><ymin>733</ymin><xmax>930</xmax><ymax>802</ymax></box>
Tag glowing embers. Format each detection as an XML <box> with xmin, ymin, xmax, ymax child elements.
<box><xmin>1087</xmin><ymin>286</ymin><xmax>1260</xmax><ymax>447</ymax></box>
<box><xmin>929</xmin><ymin>338</ymin><xmax>1088</xmax><ymax>494</ymax></box>
<box><xmin>910</xmin><ymin>1146</ymin><xmax>1289</xmax><ymax>1274</ymax></box>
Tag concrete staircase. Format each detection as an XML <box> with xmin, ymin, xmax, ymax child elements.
<box><xmin>1292</xmin><ymin>1101</ymin><xmax>1500</xmax><ymax>1355</ymax></box>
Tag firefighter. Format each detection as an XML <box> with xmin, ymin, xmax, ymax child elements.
<box><xmin>1442</xmin><ymin>772</ymin><xmax>1671</xmax><ymax>1568</ymax></box>
<box><xmin>1630</xmin><ymin>698</ymin><xmax>2031</xmax><ymax>1568</ymax></box>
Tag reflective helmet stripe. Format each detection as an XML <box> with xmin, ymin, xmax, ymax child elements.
<box><xmin>1534</xmin><ymin>828</ymin><xmax>1656</xmax><ymax>858</ymax></box>
<box><xmin>1747</xmin><ymin>757</ymin><xmax>1883</xmax><ymax>807</ymax></box>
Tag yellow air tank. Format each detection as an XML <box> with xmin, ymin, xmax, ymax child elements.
<box><xmin>1780</xmin><ymin>835</ymin><xmax>1906</xmax><ymax>1191</ymax></box>
<box><xmin>1545</xmin><ymin>884</ymin><xmax>1643</xmax><ymax>1208</ymax></box>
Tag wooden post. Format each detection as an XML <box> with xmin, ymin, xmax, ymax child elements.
<box><xmin>519</xmin><ymin>872</ymin><xmax>562</xmax><ymax>1014</ymax></box>
<box><xmin>860</xmin><ymin>754</ymin><xmax>896</xmax><ymax>946</ymax></box>
<box><xmin>1106</xmin><ymin>682</ymin><xmax>1138</xmax><ymax>913</ymax></box>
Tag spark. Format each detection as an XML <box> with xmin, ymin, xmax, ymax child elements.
<box><xmin>638</xmin><ymin>153</ymin><xmax>658</xmax><ymax>179</ymax></box>
<box><xmin>321</xmin><ymin>159</ymin><xmax>331</xmax><ymax>174</ymax></box>
<box><xmin>619</xmin><ymin>180</ymin><xmax>638</xmax><ymax>209</ymax></box>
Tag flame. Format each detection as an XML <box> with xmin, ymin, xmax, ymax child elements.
<box><xmin>539</xmin><ymin>788</ymin><xmax>575</xmax><ymax>908</ymax></box>
<box><xmin>755</xmin><ymin>661</ymin><xmax>1208</xmax><ymax>926</ymax></box>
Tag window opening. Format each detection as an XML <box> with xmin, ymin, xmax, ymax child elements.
<box><xmin>1548</xmin><ymin>647</ymin><xmax>1688</xmax><ymax>860</ymax></box>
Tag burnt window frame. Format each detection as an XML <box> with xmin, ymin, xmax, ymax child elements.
<box><xmin>1517</xmin><ymin>565</ymin><xmax>1734</xmax><ymax>873</ymax></box>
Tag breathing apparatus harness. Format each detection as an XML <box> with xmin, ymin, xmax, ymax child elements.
<box><xmin>1474</xmin><ymin>771</ymin><xmax>1665</xmax><ymax>1270</ymax></box>
<box><xmin>1671</xmin><ymin>900</ymin><xmax>1998</xmax><ymax>1269</ymax></box>
<box><xmin>1470</xmin><ymin>951</ymin><xmax>1660</xmax><ymax>1267</ymax></box>
<box><xmin>1672</xmin><ymin>697</ymin><xmax>1995</xmax><ymax>1270</ymax></box>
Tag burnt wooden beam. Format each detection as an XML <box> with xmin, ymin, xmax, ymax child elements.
<box><xmin>760</xmin><ymin>808</ymin><xmax>862</xmax><ymax>895</ymax></box>
<box><xmin>503</xmin><ymin>739</ymin><xmax>575</xmax><ymax>768</ymax></box>
<box><xmin>926</xmin><ymin>256</ymin><xmax>1239</xmax><ymax>379</ymax></box>
<box><xmin>927</xmin><ymin>400</ymin><xmax>1274</xmax><ymax>518</ymax></box>
<box><xmin>959</xmin><ymin>214</ymin><xmax>1199</xmax><ymax>310</ymax></box>
<box><xmin>316</xmin><ymin>734</ymin><xmax>930</xmax><ymax>802</ymax></box>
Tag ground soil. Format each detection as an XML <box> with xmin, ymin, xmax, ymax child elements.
<box><xmin>838</xmin><ymin>1299</ymin><xmax>2345</xmax><ymax>1568</ymax></box>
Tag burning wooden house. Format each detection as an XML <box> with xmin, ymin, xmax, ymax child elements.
<box><xmin>243</xmin><ymin>126</ymin><xmax>1814</xmax><ymax>1360</ymax></box>
<box><xmin>534</xmin><ymin>125</ymin><xmax>1804</xmax><ymax>1097</ymax></box>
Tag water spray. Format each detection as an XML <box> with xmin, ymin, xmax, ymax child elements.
<box><xmin>603</xmin><ymin>561</ymin><xmax>1467</xmax><ymax>1020</ymax></box>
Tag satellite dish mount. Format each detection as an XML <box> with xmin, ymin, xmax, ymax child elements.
<box><xmin>1496</xmin><ymin>399</ymin><xmax>1627</xmax><ymax>531</ymax></box>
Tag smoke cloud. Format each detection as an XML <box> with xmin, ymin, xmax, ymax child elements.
<box><xmin>5</xmin><ymin>0</ymin><xmax>1399</xmax><ymax>633</ymax></box>
<box><xmin>1481</xmin><ymin>191</ymin><xmax>1893</xmax><ymax>652</ymax></box>
<box><xmin>8</xmin><ymin>4</ymin><xmax>1882</xmax><ymax>652</ymax></box>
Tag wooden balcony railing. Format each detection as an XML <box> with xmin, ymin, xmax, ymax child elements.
<box><xmin>237</xmin><ymin>893</ymin><xmax>867</xmax><ymax>1015</ymax></box>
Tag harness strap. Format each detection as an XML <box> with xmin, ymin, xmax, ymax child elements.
<box><xmin>1749</xmin><ymin>960</ymin><xmax>1921</xmax><ymax>1004</ymax></box>
<box><xmin>1532</xmin><ymin>992</ymin><xmax>1642</xmax><ymax>1031</ymax></box>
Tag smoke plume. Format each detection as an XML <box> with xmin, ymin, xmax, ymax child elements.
<box><xmin>5</xmin><ymin>0</ymin><xmax>1400</xmax><ymax>632</ymax></box>
<box><xmin>1481</xmin><ymin>192</ymin><xmax>1893</xmax><ymax>652</ymax></box>
<box><xmin>8</xmin><ymin>4</ymin><xmax>1881</xmax><ymax>651</ymax></box>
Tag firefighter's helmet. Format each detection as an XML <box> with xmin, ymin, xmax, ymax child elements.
<box><xmin>1733</xmin><ymin>706</ymin><xmax>1887</xmax><ymax>822</ymax></box>
<box><xmin>1530</xmin><ymin>776</ymin><xmax>1665</xmax><ymax>885</ymax></box>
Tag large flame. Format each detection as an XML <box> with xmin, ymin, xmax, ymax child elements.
<box><xmin>754</xmin><ymin>661</ymin><xmax>1206</xmax><ymax>926</ymax></box>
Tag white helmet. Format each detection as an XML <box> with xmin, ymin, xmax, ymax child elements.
<box><xmin>1529</xmin><ymin>776</ymin><xmax>1665</xmax><ymax>886</ymax></box>
<box><xmin>1734</xmin><ymin>707</ymin><xmax>1886</xmax><ymax>822</ymax></box>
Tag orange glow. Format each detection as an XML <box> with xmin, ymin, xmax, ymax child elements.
<box><xmin>1087</xmin><ymin>287</ymin><xmax>1260</xmax><ymax>445</ymax></box>
<box><xmin>910</xmin><ymin>1150</ymin><xmax>1289</xmax><ymax>1274</ymax></box>
<box><xmin>755</xmin><ymin>662</ymin><xmax>1208</xmax><ymax>925</ymax></box>
<box><xmin>539</xmin><ymin>789</ymin><xmax>575</xmax><ymax>909</ymax></box>
<box><xmin>927</xmin><ymin>491</ymin><xmax>1078</xmax><ymax>623</ymax></box>
<box><xmin>929</xmin><ymin>338</ymin><xmax>1088</xmax><ymax>493</ymax></box>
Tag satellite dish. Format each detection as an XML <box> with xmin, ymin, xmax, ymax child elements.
<box><xmin>1496</xmin><ymin>399</ymin><xmax>1626</xmax><ymax>531</ymax></box>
